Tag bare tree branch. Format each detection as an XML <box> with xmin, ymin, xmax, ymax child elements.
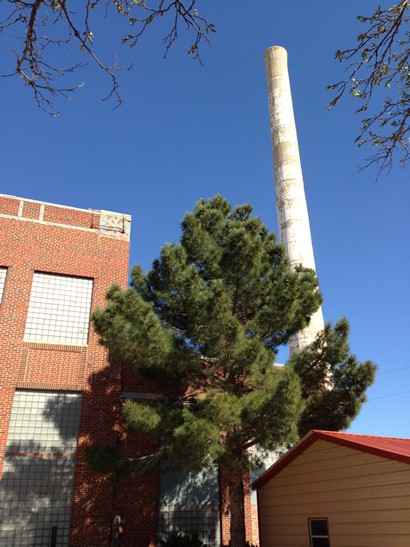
<box><xmin>1</xmin><ymin>0</ymin><xmax>215</xmax><ymax>115</ymax></box>
<box><xmin>328</xmin><ymin>0</ymin><xmax>410</xmax><ymax>175</ymax></box>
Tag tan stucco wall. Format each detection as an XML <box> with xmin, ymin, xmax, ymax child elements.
<box><xmin>257</xmin><ymin>439</ymin><xmax>410</xmax><ymax>547</ymax></box>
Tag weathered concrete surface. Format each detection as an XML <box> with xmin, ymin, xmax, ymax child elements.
<box><xmin>264</xmin><ymin>46</ymin><xmax>324</xmax><ymax>352</ymax></box>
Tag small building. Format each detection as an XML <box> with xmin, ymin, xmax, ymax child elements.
<box><xmin>253</xmin><ymin>430</ymin><xmax>410</xmax><ymax>547</ymax></box>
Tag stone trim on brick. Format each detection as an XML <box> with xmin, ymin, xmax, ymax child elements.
<box><xmin>0</xmin><ymin>194</ymin><xmax>131</xmax><ymax>240</ymax></box>
<box><xmin>15</xmin><ymin>381</ymin><xmax>84</xmax><ymax>391</ymax></box>
<box><xmin>120</xmin><ymin>392</ymin><xmax>163</xmax><ymax>400</ymax></box>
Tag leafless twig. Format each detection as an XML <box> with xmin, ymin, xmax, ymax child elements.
<box><xmin>328</xmin><ymin>0</ymin><xmax>410</xmax><ymax>175</ymax></box>
<box><xmin>1</xmin><ymin>0</ymin><xmax>214</xmax><ymax>114</ymax></box>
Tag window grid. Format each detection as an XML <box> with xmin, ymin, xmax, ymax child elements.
<box><xmin>0</xmin><ymin>456</ymin><xmax>75</xmax><ymax>547</ymax></box>
<box><xmin>0</xmin><ymin>391</ymin><xmax>82</xmax><ymax>547</ymax></box>
<box><xmin>0</xmin><ymin>267</ymin><xmax>7</xmax><ymax>304</ymax></box>
<box><xmin>6</xmin><ymin>391</ymin><xmax>82</xmax><ymax>453</ymax></box>
<box><xmin>24</xmin><ymin>272</ymin><xmax>93</xmax><ymax>345</ymax></box>
<box><xmin>158</xmin><ymin>506</ymin><xmax>220</xmax><ymax>547</ymax></box>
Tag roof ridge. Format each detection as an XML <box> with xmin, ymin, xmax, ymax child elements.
<box><xmin>314</xmin><ymin>429</ymin><xmax>410</xmax><ymax>441</ymax></box>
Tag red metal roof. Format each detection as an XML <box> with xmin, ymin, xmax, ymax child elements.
<box><xmin>252</xmin><ymin>430</ymin><xmax>410</xmax><ymax>490</ymax></box>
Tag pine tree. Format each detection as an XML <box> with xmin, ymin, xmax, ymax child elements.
<box><xmin>92</xmin><ymin>196</ymin><xmax>376</xmax><ymax>547</ymax></box>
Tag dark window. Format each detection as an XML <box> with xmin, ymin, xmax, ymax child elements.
<box><xmin>309</xmin><ymin>518</ymin><xmax>330</xmax><ymax>547</ymax></box>
<box><xmin>0</xmin><ymin>267</ymin><xmax>7</xmax><ymax>304</ymax></box>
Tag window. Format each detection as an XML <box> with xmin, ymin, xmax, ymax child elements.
<box><xmin>0</xmin><ymin>266</ymin><xmax>7</xmax><ymax>304</ymax></box>
<box><xmin>6</xmin><ymin>390</ymin><xmax>82</xmax><ymax>453</ymax></box>
<box><xmin>158</xmin><ymin>463</ymin><xmax>220</xmax><ymax>546</ymax></box>
<box><xmin>0</xmin><ymin>390</ymin><xmax>82</xmax><ymax>547</ymax></box>
<box><xmin>309</xmin><ymin>518</ymin><xmax>330</xmax><ymax>547</ymax></box>
<box><xmin>24</xmin><ymin>272</ymin><xmax>93</xmax><ymax>344</ymax></box>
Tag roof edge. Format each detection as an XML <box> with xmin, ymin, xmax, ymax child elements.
<box><xmin>252</xmin><ymin>430</ymin><xmax>410</xmax><ymax>490</ymax></box>
<box><xmin>0</xmin><ymin>193</ymin><xmax>131</xmax><ymax>218</ymax></box>
<box><xmin>252</xmin><ymin>430</ymin><xmax>316</xmax><ymax>490</ymax></box>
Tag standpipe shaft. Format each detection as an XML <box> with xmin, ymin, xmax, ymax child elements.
<box><xmin>264</xmin><ymin>46</ymin><xmax>324</xmax><ymax>352</ymax></box>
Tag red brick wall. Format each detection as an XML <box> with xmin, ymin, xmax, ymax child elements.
<box><xmin>219</xmin><ymin>471</ymin><xmax>258</xmax><ymax>546</ymax></box>
<box><xmin>43</xmin><ymin>204</ymin><xmax>99</xmax><ymax>229</ymax></box>
<box><xmin>251</xmin><ymin>505</ymin><xmax>260</xmax><ymax>546</ymax></box>
<box><xmin>0</xmin><ymin>195</ymin><xmax>159</xmax><ymax>547</ymax></box>
<box><xmin>0</xmin><ymin>195</ymin><xmax>20</xmax><ymax>216</ymax></box>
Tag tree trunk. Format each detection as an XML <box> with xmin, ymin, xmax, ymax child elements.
<box><xmin>228</xmin><ymin>464</ymin><xmax>246</xmax><ymax>547</ymax></box>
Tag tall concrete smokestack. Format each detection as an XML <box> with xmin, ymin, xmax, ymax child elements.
<box><xmin>264</xmin><ymin>46</ymin><xmax>324</xmax><ymax>353</ymax></box>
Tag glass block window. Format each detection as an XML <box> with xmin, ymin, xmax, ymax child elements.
<box><xmin>158</xmin><ymin>464</ymin><xmax>221</xmax><ymax>546</ymax></box>
<box><xmin>0</xmin><ymin>267</ymin><xmax>7</xmax><ymax>304</ymax></box>
<box><xmin>0</xmin><ymin>457</ymin><xmax>75</xmax><ymax>547</ymax></box>
<box><xmin>24</xmin><ymin>272</ymin><xmax>93</xmax><ymax>344</ymax></box>
<box><xmin>0</xmin><ymin>391</ymin><xmax>82</xmax><ymax>547</ymax></box>
<box><xmin>158</xmin><ymin>506</ymin><xmax>220</xmax><ymax>547</ymax></box>
<box><xmin>6</xmin><ymin>391</ymin><xmax>82</xmax><ymax>453</ymax></box>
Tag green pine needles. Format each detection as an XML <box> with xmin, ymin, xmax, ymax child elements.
<box><xmin>91</xmin><ymin>195</ymin><xmax>376</xmax><ymax>547</ymax></box>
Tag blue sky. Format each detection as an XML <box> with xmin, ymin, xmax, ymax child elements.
<box><xmin>2</xmin><ymin>1</ymin><xmax>409</xmax><ymax>437</ymax></box>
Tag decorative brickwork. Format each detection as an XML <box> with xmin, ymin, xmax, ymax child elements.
<box><xmin>17</xmin><ymin>342</ymin><xmax>87</xmax><ymax>390</ymax></box>
<box><xmin>0</xmin><ymin>193</ymin><xmax>130</xmax><ymax>239</ymax></box>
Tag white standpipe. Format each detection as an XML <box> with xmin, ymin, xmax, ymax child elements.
<box><xmin>264</xmin><ymin>46</ymin><xmax>324</xmax><ymax>352</ymax></box>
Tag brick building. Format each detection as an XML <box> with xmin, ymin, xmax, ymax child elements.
<box><xmin>0</xmin><ymin>194</ymin><xmax>258</xmax><ymax>547</ymax></box>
